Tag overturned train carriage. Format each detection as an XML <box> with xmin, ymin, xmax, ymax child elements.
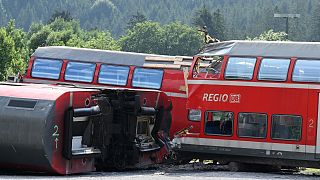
<box><xmin>0</xmin><ymin>83</ymin><xmax>171</xmax><ymax>174</ymax></box>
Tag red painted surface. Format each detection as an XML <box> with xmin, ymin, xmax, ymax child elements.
<box><xmin>185</xmin><ymin>56</ymin><xmax>318</xmax><ymax>148</ymax></box>
<box><xmin>52</xmin><ymin>90</ymin><xmax>98</xmax><ymax>174</ymax></box>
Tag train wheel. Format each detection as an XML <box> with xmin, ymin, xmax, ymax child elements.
<box><xmin>228</xmin><ymin>162</ymin><xmax>246</xmax><ymax>172</ymax></box>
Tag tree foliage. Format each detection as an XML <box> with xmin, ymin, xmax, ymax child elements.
<box><xmin>0</xmin><ymin>0</ymin><xmax>319</xmax><ymax>41</ymax></box>
<box><xmin>192</xmin><ymin>7</ymin><xmax>225</xmax><ymax>40</ymax></box>
<box><xmin>27</xmin><ymin>18</ymin><xmax>120</xmax><ymax>53</ymax></box>
<box><xmin>120</xmin><ymin>21</ymin><xmax>202</xmax><ymax>55</ymax></box>
<box><xmin>0</xmin><ymin>20</ymin><xmax>28</xmax><ymax>80</ymax></box>
<box><xmin>247</xmin><ymin>29</ymin><xmax>288</xmax><ymax>41</ymax></box>
<box><xmin>48</xmin><ymin>10</ymin><xmax>73</xmax><ymax>24</ymax></box>
<box><xmin>127</xmin><ymin>11</ymin><xmax>147</xmax><ymax>30</ymax></box>
<box><xmin>310</xmin><ymin>3</ymin><xmax>320</xmax><ymax>41</ymax></box>
<box><xmin>192</xmin><ymin>7</ymin><xmax>215</xmax><ymax>35</ymax></box>
<box><xmin>120</xmin><ymin>21</ymin><xmax>163</xmax><ymax>54</ymax></box>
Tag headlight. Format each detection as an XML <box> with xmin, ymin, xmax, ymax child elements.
<box><xmin>188</xmin><ymin>109</ymin><xmax>201</xmax><ymax>121</ymax></box>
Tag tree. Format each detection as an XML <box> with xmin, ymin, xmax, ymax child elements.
<box><xmin>127</xmin><ymin>11</ymin><xmax>148</xmax><ymax>30</ymax></box>
<box><xmin>310</xmin><ymin>2</ymin><xmax>320</xmax><ymax>41</ymax></box>
<box><xmin>0</xmin><ymin>28</ymin><xmax>15</xmax><ymax>80</ymax></box>
<box><xmin>212</xmin><ymin>9</ymin><xmax>225</xmax><ymax>40</ymax></box>
<box><xmin>192</xmin><ymin>7</ymin><xmax>226</xmax><ymax>40</ymax></box>
<box><xmin>247</xmin><ymin>29</ymin><xmax>287</xmax><ymax>41</ymax></box>
<box><xmin>120</xmin><ymin>21</ymin><xmax>163</xmax><ymax>54</ymax></box>
<box><xmin>75</xmin><ymin>30</ymin><xmax>121</xmax><ymax>50</ymax></box>
<box><xmin>48</xmin><ymin>10</ymin><xmax>73</xmax><ymax>24</ymax></box>
<box><xmin>192</xmin><ymin>6</ymin><xmax>215</xmax><ymax>36</ymax></box>
<box><xmin>120</xmin><ymin>21</ymin><xmax>202</xmax><ymax>55</ymax></box>
<box><xmin>27</xmin><ymin>18</ymin><xmax>120</xmax><ymax>53</ymax></box>
<box><xmin>0</xmin><ymin>20</ymin><xmax>28</xmax><ymax>80</ymax></box>
<box><xmin>162</xmin><ymin>22</ymin><xmax>202</xmax><ymax>55</ymax></box>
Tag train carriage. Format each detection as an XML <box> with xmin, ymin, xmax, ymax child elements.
<box><xmin>23</xmin><ymin>46</ymin><xmax>200</xmax><ymax>137</ymax></box>
<box><xmin>0</xmin><ymin>46</ymin><xmax>199</xmax><ymax>174</ymax></box>
<box><xmin>173</xmin><ymin>40</ymin><xmax>320</xmax><ymax>170</ymax></box>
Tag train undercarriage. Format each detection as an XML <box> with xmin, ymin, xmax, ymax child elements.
<box><xmin>68</xmin><ymin>90</ymin><xmax>170</xmax><ymax>170</ymax></box>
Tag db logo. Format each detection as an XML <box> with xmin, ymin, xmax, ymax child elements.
<box><xmin>229</xmin><ymin>94</ymin><xmax>241</xmax><ymax>103</ymax></box>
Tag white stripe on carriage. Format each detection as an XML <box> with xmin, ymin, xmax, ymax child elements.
<box><xmin>164</xmin><ymin>92</ymin><xmax>187</xmax><ymax>98</ymax></box>
<box><xmin>187</xmin><ymin>79</ymin><xmax>320</xmax><ymax>90</ymax></box>
<box><xmin>174</xmin><ymin>137</ymin><xmax>315</xmax><ymax>154</ymax></box>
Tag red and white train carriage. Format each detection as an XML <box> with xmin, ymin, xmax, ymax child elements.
<box><xmin>173</xmin><ymin>40</ymin><xmax>320</xmax><ymax>170</ymax></box>
<box><xmin>0</xmin><ymin>46</ymin><xmax>198</xmax><ymax>174</ymax></box>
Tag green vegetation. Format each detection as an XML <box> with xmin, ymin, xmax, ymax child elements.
<box><xmin>120</xmin><ymin>21</ymin><xmax>202</xmax><ymax>55</ymax></box>
<box><xmin>0</xmin><ymin>0</ymin><xmax>318</xmax><ymax>40</ymax></box>
<box><xmin>0</xmin><ymin>20</ymin><xmax>28</xmax><ymax>80</ymax></box>
<box><xmin>26</xmin><ymin>18</ymin><xmax>120</xmax><ymax>52</ymax></box>
<box><xmin>247</xmin><ymin>30</ymin><xmax>288</xmax><ymax>41</ymax></box>
<box><xmin>1</xmin><ymin>0</ymin><xmax>319</xmax><ymax>80</ymax></box>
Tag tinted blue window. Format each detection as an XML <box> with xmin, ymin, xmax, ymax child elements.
<box><xmin>65</xmin><ymin>62</ymin><xmax>96</xmax><ymax>82</ymax></box>
<box><xmin>292</xmin><ymin>60</ymin><xmax>320</xmax><ymax>83</ymax></box>
<box><xmin>225</xmin><ymin>57</ymin><xmax>256</xmax><ymax>80</ymax></box>
<box><xmin>258</xmin><ymin>58</ymin><xmax>290</xmax><ymax>81</ymax></box>
<box><xmin>31</xmin><ymin>58</ymin><xmax>62</xmax><ymax>79</ymax></box>
<box><xmin>132</xmin><ymin>68</ymin><xmax>163</xmax><ymax>89</ymax></box>
<box><xmin>98</xmin><ymin>65</ymin><xmax>129</xmax><ymax>86</ymax></box>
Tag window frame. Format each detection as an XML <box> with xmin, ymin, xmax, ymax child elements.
<box><xmin>292</xmin><ymin>59</ymin><xmax>320</xmax><ymax>83</ymax></box>
<box><xmin>257</xmin><ymin>58</ymin><xmax>291</xmax><ymax>82</ymax></box>
<box><xmin>270</xmin><ymin>114</ymin><xmax>302</xmax><ymax>141</ymax></box>
<box><xmin>192</xmin><ymin>56</ymin><xmax>223</xmax><ymax>79</ymax></box>
<box><xmin>237</xmin><ymin>112</ymin><xmax>268</xmax><ymax>139</ymax></box>
<box><xmin>31</xmin><ymin>58</ymin><xmax>63</xmax><ymax>80</ymax></box>
<box><xmin>132</xmin><ymin>67</ymin><xmax>164</xmax><ymax>90</ymax></box>
<box><xmin>64</xmin><ymin>61</ymin><xmax>96</xmax><ymax>83</ymax></box>
<box><xmin>98</xmin><ymin>64</ymin><xmax>130</xmax><ymax>86</ymax></box>
<box><xmin>204</xmin><ymin>110</ymin><xmax>234</xmax><ymax>137</ymax></box>
<box><xmin>224</xmin><ymin>56</ymin><xmax>257</xmax><ymax>80</ymax></box>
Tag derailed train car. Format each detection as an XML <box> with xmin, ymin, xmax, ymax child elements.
<box><xmin>0</xmin><ymin>81</ymin><xmax>171</xmax><ymax>174</ymax></box>
<box><xmin>0</xmin><ymin>46</ymin><xmax>196</xmax><ymax>174</ymax></box>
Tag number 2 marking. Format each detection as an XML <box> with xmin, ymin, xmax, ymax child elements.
<box><xmin>309</xmin><ymin>119</ymin><xmax>314</xmax><ymax>128</ymax></box>
<box><xmin>52</xmin><ymin>125</ymin><xmax>59</xmax><ymax>149</ymax></box>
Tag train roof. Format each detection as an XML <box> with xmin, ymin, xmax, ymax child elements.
<box><xmin>32</xmin><ymin>46</ymin><xmax>181</xmax><ymax>66</ymax></box>
<box><xmin>0</xmin><ymin>82</ymin><xmax>99</xmax><ymax>100</ymax></box>
<box><xmin>199</xmin><ymin>40</ymin><xmax>320</xmax><ymax>59</ymax></box>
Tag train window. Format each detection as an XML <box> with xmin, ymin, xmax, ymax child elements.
<box><xmin>258</xmin><ymin>58</ymin><xmax>290</xmax><ymax>81</ymax></box>
<box><xmin>238</xmin><ymin>113</ymin><xmax>267</xmax><ymax>138</ymax></box>
<box><xmin>292</xmin><ymin>60</ymin><xmax>320</xmax><ymax>83</ymax></box>
<box><xmin>98</xmin><ymin>65</ymin><xmax>129</xmax><ymax>86</ymax></box>
<box><xmin>225</xmin><ymin>57</ymin><xmax>256</xmax><ymax>80</ymax></box>
<box><xmin>31</xmin><ymin>58</ymin><xmax>62</xmax><ymax>79</ymax></box>
<box><xmin>192</xmin><ymin>56</ymin><xmax>222</xmax><ymax>79</ymax></box>
<box><xmin>132</xmin><ymin>68</ymin><xmax>163</xmax><ymax>89</ymax></box>
<box><xmin>205</xmin><ymin>111</ymin><xmax>233</xmax><ymax>136</ymax></box>
<box><xmin>65</xmin><ymin>62</ymin><xmax>96</xmax><ymax>83</ymax></box>
<box><xmin>271</xmin><ymin>115</ymin><xmax>302</xmax><ymax>141</ymax></box>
